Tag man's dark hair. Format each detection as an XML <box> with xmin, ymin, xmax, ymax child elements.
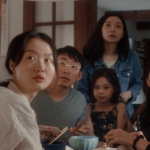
<box><xmin>83</xmin><ymin>13</ymin><xmax>129</xmax><ymax>61</ymax></box>
<box><xmin>57</xmin><ymin>46</ymin><xmax>85</xmax><ymax>71</ymax></box>
<box><xmin>91</xmin><ymin>68</ymin><xmax>121</xmax><ymax>104</ymax></box>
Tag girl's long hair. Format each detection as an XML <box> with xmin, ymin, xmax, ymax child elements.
<box><xmin>83</xmin><ymin>14</ymin><xmax>129</xmax><ymax>62</ymax></box>
<box><xmin>91</xmin><ymin>68</ymin><xmax>121</xmax><ymax>104</ymax></box>
<box><xmin>140</xmin><ymin>70</ymin><xmax>150</xmax><ymax>131</ymax></box>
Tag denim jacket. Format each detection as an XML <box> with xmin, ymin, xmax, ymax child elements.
<box><xmin>76</xmin><ymin>50</ymin><xmax>142</xmax><ymax>119</ymax></box>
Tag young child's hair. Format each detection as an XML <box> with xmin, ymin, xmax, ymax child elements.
<box><xmin>91</xmin><ymin>68</ymin><xmax>121</xmax><ymax>104</ymax></box>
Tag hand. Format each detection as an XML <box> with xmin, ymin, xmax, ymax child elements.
<box><xmin>130</xmin><ymin>131</ymin><xmax>146</xmax><ymax>140</ymax></box>
<box><xmin>125</xmin><ymin>119</ymin><xmax>135</xmax><ymax>133</ymax></box>
<box><xmin>68</xmin><ymin>125</ymin><xmax>89</xmax><ymax>135</ymax></box>
<box><xmin>39</xmin><ymin>125</ymin><xmax>60</xmax><ymax>140</ymax></box>
<box><xmin>119</xmin><ymin>91</ymin><xmax>132</xmax><ymax>103</ymax></box>
<box><xmin>106</xmin><ymin>129</ymin><xmax>136</xmax><ymax>147</ymax></box>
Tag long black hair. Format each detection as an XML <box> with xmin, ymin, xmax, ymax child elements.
<box><xmin>140</xmin><ymin>69</ymin><xmax>150</xmax><ymax>131</ymax></box>
<box><xmin>91</xmin><ymin>68</ymin><xmax>121</xmax><ymax>104</ymax></box>
<box><xmin>83</xmin><ymin>13</ymin><xmax>129</xmax><ymax>61</ymax></box>
<box><xmin>0</xmin><ymin>31</ymin><xmax>58</xmax><ymax>87</ymax></box>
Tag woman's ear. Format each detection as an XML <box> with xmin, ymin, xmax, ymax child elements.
<box><xmin>146</xmin><ymin>78</ymin><xmax>150</xmax><ymax>87</ymax></box>
<box><xmin>9</xmin><ymin>59</ymin><xmax>15</xmax><ymax>73</ymax></box>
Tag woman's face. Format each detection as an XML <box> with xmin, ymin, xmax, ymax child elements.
<box><xmin>10</xmin><ymin>38</ymin><xmax>55</xmax><ymax>95</ymax></box>
<box><xmin>102</xmin><ymin>16</ymin><xmax>124</xmax><ymax>43</ymax></box>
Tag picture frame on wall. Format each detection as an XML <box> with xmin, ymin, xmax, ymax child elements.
<box><xmin>0</xmin><ymin>0</ymin><xmax>9</xmax><ymax>56</ymax></box>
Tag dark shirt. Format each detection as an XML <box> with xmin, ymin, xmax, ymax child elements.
<box><xmin>90</xmin><ymin>104</ymin><xmax>117</xmax><ymax>142</ymax></box>
<box><xmin>146</xmin><ymin>144</ymin><xmax>150</xmax><ymax>150</ymax></box>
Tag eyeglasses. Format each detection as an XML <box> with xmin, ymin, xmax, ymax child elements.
<box><xmin>58</xmin><ymin>61</ymin><xmax>81</xmax><ymax>73</ymax></box>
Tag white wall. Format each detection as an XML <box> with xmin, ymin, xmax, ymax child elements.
<box><xmin>35</xmin><ymin>1</ymin><xmax>74</xmax><ymax>49</ymax></box>
<box><xmin>0</xmin><ymin>0</ymin><xmax>74</xmax><ymax>81</ymax></box>
<box><xmin>0</xmin><ymin>0</ymin><xmax>23</xmax><ymax>81</ymax></box>
<box><xmin>97</xmin><ymin>7</ymin><xmax>105</xmax><ymax>21</ymax></box>
<box><xmin>126</xmin><ymin>20</ymin><xmax>150</xmax><ymax>41</ymax></box>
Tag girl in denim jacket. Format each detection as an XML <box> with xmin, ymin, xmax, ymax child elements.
<box><xmin>76</xmin><ymin>14</ymin><xmax>142</xmax><ymax>119</ymax></box>
<box><xmin>86</xmin><ymin>68</ymin><xmax>127</xmax><ymax>147</ymax></box>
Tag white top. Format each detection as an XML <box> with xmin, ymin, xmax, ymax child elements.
<box><xmin>0</xmin><ymin>81</ymin><xmax>43</xmax><ymax>150</ymax></box>
<box><xmin>104</xmin><ymin>58</ymin><xmax>117</xmax><ymax>69</ymax></box>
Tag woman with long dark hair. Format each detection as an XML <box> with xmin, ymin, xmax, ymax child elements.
<box><xmin>140</xmin><ymin>68</ymin><xmax>150</xmax><ymax>141</ymax></box>
<box><xmin>0</xmin><ymin>31</ymin><xmax>58</xmax><ymax>149</ymax></box>
<box><xmin>76</xmin><ymin>14</ymin><xmax>142</xmax><ymax>119</ymax></box>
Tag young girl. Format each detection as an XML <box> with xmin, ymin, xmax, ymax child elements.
<box><xmin>86</xmin><ymin>68</ymin><xmax>127</xmax><ymax>146</ymax></box>
<box><xmin>76</xmin><ymin>14</ymin><xmax>142</xmax><ymax>119</ymax></box>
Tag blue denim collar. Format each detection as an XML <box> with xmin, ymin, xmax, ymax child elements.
<box><xmin>95</xmin><ymin>52</ymin><xmax>130</xmax><ymax>66</ymax></box>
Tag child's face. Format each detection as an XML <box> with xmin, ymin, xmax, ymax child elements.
<box><xmin>93</xmin><ymin>77</ymin><xmax>116</xmax><ymax>103</ymax></box>
<box><xmin>146</xmin><ymin>72</ymin><xmax>150</xmax><ymax>87</ymax></box>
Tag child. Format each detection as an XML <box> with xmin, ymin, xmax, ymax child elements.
<box><xmin>86</xmin><ymin>68</ymin><xmax>127</xmax><ymax>146</ymax></box>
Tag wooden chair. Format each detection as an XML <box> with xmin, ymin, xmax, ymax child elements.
<box><xmin>130</xmin><ymin>101</ymin><xmax>146</xmax><ymax>130</ymax></box>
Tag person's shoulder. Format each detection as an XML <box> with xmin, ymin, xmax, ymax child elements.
<box><xmin>0</xmin><ymin>86</ymin><xmax>12</xmax><ymax>94</ymax></box>
<box><xmin>117</xmin><ymin>102</ymin><xmax>126</xmax><ymax>111</ymax></box>
<box><xmin>0</xmin><ymin>86</ymin><xmax>17</xmax><ymax>102</ymax></box>
<box><xmin>0</xmin><ymin>87</ymin><xmax>16</xmax><ymax>116</ymax></box>
<box><xmin>70</xmin><ymin>87</ymin><xmax>86</xmax><ymax>101</ymax></box>
<box><xmin>84</xmin><ymin>59</ymin><xmax>95</xmax><ymax>68</ymax></box>
<box><xmin>128</xmin><ymin>49</ymin><xmax>138</xmax><ymax>58</ymax></box>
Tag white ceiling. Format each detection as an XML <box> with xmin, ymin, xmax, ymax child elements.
<box><xmin>98</xmin><ymin>0</ymin><xmax>150</xmax><ymax>11</ymax></box>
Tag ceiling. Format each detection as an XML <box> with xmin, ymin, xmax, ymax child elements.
<box><xmin>98</xmin><ymin>0</ymin><xmax>150</xmax><ymax>11</ymax></box>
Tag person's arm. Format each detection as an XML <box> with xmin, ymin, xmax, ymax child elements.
<box><xmin>125</xmin><ymin>119</ymin><xmax>135</xmax><ymax>133</ymax></box>
<box><xmin>106</xmin><ymin>129</ymin><xmax>150</xmax><ymax>150</ymax></box>
<box><xmin>69</xmin><ymin>99</ymin><xmax>89</xmax><ymax>135</ymax></box>
<box><xmin>76</xmin><ymin>62</ymin><xmax>91</xmax><ymax>104</ymax></box>
<box><xmin>86</xmin><ymin>105</ymin><xmax>95</xmax><ymax>136</ymax></box>
<box><xmin>117</xmin><ymin>103</ymin><xmax>127</xmax><ymax>129</ymax></box>
<box><xmin>128</xmin><ymin>51</ymin><xmax>142</xmax><ymax>103</ymax></box>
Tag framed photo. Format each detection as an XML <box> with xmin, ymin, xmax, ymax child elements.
<box><xmin>0</xmin><ymin>0</ymin><xmax>9</xmax><ymax>56</ymax></box>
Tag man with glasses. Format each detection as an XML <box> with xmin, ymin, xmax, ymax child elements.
<box><xmin>31</xmin><ymin>46</ymin><xmax>88</xmax><ymax>141</ymax></box>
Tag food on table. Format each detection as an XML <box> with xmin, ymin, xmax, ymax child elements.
<box><xmin>66</xmin><ymin>145</ymin><xmax>73</xmax><ymax>150</ymax></box>
<box><xmin>117</xmin><ymin>145</ymin><xmax>127</xmax><ymax>150</ymax></box>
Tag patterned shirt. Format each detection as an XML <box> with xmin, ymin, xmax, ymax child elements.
<box><xmin>90</xmin><ymin>104</ymin><xmax>118</xmax><ymax>142</ymax></box>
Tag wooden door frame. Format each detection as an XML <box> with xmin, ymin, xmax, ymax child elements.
<box><xmin>23</xmin><ymin>0</ymin><xmax>97</xmax><ymax>53</ymax></box>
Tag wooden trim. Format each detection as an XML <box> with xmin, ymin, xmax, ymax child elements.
<box><xmin>130</xmin><ymin>101</ymin><xmax>146</xmax><ymax>125</ymax></box>
<box><xmin>74</xmin><ymin>0</ymin><xmax>97</xmax><ymax>54</ymax></box>
<box><xmin>137</xmin><ymin>22</ymin><xmax>150</xmax><ymax>30</ymax></box>
<box><xmin>23</xmin><ymin>0</ymin><xmax>35</xmax><ymax>32</ymax></box>
<box><xmin>88</xmin><ymin>0</ymin><xmax>97</xmax><ymax>36</ymax></box>
<box><xmin>54</xmin><ymin>21</ymin><xmax>74</xmax><ymax>25</ymax></box>
<box><xmin>34</xmin><ymin>21</ymin><xmax>74</xmax><ymax>27</ymax></box>
<box><xmin>105</xmin><ymin>10</ymin><xmax>150</xmax><ymax>21</ymax></box>
<box><xmin>34</xmin><ymin>22</ymin><xmax>53</xmax><ymax>26</ymax></box>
